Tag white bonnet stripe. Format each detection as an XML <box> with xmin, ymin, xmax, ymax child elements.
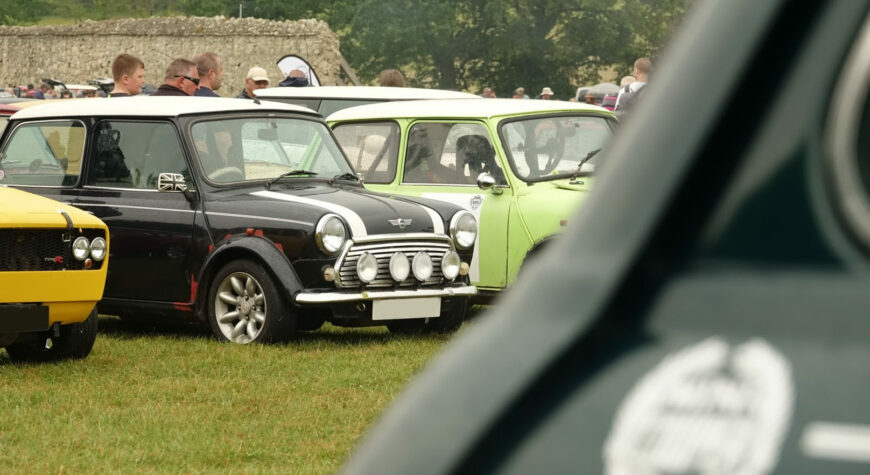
<box><xmin>251</xmin><ymin>190</ymin><xmax>367</xmax><ymax>236</ymax></box>
<box><xmin>419</xmin><ymin>205</ymin><xmax>445</xmax><ymax>234</ymax></box>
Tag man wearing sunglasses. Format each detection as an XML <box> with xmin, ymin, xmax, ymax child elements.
<box><xmin>154</xmin><ymin>58</ymin><xmax>200</xmax><ymax>96</ymax></box>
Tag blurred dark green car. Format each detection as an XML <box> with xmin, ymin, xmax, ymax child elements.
<box><xmin>342</xmin><ymin>1</ymin><xmax>870</xmax><ymax>474</ymax></box>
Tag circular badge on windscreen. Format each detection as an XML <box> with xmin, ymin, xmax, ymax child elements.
<box><xmin>604</xmin><ymin>337</ymin><xmax>794</xmax><ymax>475</ymax></box>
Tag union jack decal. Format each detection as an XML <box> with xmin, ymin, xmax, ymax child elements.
<box><xmin>158</xmin><ymin>173</ymin><xmax>188</xmax><ymax>192</ymax></box>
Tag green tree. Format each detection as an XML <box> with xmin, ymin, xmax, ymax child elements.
<box><xmin>0</xmin><ymin>0</ymin><xmax>692</xmax><ymax>94</ymax></box>
<box><xmin>341</xmin><ymin>0</ymin><xmax>691</xmax><ymax>96</ymax></box>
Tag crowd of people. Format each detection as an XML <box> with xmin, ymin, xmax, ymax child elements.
<box><xmin>4</xmin><ymin>54</ymin><xmax>651</xmax><ymax>114</ymax></box>
<box><xmin>475</xmin><ymin>56</ymin><xmax>651</xmax><ymax>114</ymax></box>
<box><xmin>3</xmin><ymin>52</ymin><xmax>319</xmax><ymax>100</ymax></box>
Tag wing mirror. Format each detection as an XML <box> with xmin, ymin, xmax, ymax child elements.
<box><xmin>157</xmin><ymin>172</ymin><xmax>197</xmax><ymax>202</ymax></box>
<box><xmin>476</xmin><ymin>172</ymin><xmax>503</xmax><ymax>195</ymax></box>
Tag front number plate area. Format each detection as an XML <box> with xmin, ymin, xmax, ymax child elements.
<box><xmin>0</xmin><ymin>305</ymin><xmax>49</xmax><ymax>332</ymax></box>
<box><xmin>372</xmin><ymin>297</ymin><xmax>441</xmax><ymax>321</ymax></box>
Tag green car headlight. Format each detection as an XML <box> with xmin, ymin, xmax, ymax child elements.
<box><xmin>449</xmin><ymin>211</ymin><xmax>477</xmax><ymax>250</ymax></box>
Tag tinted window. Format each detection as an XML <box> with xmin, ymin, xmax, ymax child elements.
<box><xmin>0</xmin><ymin>120</ymin><xmax>85</xmax><ymax>186</ymax></box>
<box><xmin>87</xmin><ymin>121</ymin><xmax>188</xmax><ymax>189</ymax></box>
<box><xmin>402</xmin><ymin>122</ymin><xmax>505</xmax><ymax>185</ymax></box>
<box><xmin>191</xmin><ymin>117</ymin><xmax>353</xmax><ymax>184</ymax></box>
<box><xmin>501</xmin><ymin>115</ymin><xmax>614</xmax><ymax>182</ymax></box>
<box><xmin>332</xmin><ymin>121</ymin><xmax>399</xmax><ymax>184</ymax></box>
<box><xmin>319</xmin><ymin>99</ymin><xmax>379</xmax><ymax>116</ymax></box>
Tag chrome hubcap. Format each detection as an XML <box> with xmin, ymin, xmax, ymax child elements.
<box><xmin>214</xmin><ymin>272</ymin><xmax>266</xmax><ymax>344</ymax></box>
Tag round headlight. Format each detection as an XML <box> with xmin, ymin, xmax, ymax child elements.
<box><xmin>356</xmin><ymin>252</ymin><xmax>379</xmax><ymax>284</ymax></box>
<box><xmin>412</xmin><ymin>252</ymin><xmax>433</xmax><ymax>281</ymax></box>
<box><xmin>449</xmin><ymin>211</ymin><xmax>477</xmax><ymax>250</ymax></box>
<box><xmin>89</xmin><ymin>237</ymin><xmax>107</xmax><ymax>261</ymax></box>
<box><xmin>441</xmin><ymin>251</ymin><xmax>461</xmax><ymax>281</ymax></box>
<box><xmin>72</xmin><ymin>237</ymin><xmax>90</xmax><ymax>261</ymax></box>
<box><xmin>316</xmin><ymin>214</ymin><xmax>347</xmax><ymax>255</ymax></box>
<box><xmin>389</xmin><ymin>252</ymin><xmax>410</xmax><ymax>282</ymax></box>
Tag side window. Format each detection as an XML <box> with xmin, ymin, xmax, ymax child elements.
<box><xmin>0</xmin><ymin>120</ymin><xmax>85</xmax><ymax>186</ymax></box>
<box><xmin>332</xmin><ymin>122</ymin><xmax>399</xmax><ymax>184</ymax></box>
<box><xmin>403</xmin><ymin>122</ymin><xmax>503</xmax><ymax>185</ymax></box>
<box><xmin>87</xmin><ymin>121</ymin><xmax>188</xmax><ymax>189</ymax></box>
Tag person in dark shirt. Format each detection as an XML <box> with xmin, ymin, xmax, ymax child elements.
<box><xmin>108</xmin><ymin>53</ymin><xmax>146</xmax><ymax>98</ymax></box>
<box><xmin>193</xmin><ymin>52</ymin><xmax>223</xmax><ymax>97</ymax></box>
<box><xmin>278</xmin><ymin>69</ymin><xmax>309</xmax><ymax>87</ymax></box>
<box><xmin>154</xmin><ymin>58</ymin><xmax>199</xmax><ymax>96</ymax></box>
<box><xmin>235</xmin><ymin>66</ymin><xmax>269</xmax><ymax>99</ymax></box>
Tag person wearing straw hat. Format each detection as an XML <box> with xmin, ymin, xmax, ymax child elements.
<box><xmin>537</xmin><ymin>87</ymin><xmax>554</xmax><ymax>100</ymax></box>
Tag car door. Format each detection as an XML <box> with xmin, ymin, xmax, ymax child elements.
<box><xmin>359</xmin><ymin>120</ymin><xmax>511</xmax><ymax>290</ymax></box>
<box><xmin>76</xmin><ymin>119</ymin><xmax>197</xmax><ymax>303</ymax></box>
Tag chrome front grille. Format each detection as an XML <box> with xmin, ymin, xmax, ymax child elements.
<box><xmin>335</xmin><ymin>237</ymin><xmax>453</xmax><ymax>288</ymax></box>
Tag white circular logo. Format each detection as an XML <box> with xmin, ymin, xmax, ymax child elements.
<box><xmin>604</xmin><ymin>337</ymin><xmax>794</xmax><ymax>475</ymax></box>
<box><xmin>469</xmin><ymin>195</ymin><xmax>483</xmax><ymax>210</ymax></box>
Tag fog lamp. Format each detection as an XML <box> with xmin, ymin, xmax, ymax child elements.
<box><xmin>412</xmin><ymin>252</ymin><xmax>433</xmax><ymax>281</ymax></box>
<box><xmin>356</xmin><ymin>253</ymin><xmax>378</xmax><ymax>284</ymax></box>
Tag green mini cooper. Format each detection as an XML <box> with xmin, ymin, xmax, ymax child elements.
<box><xmin>329</xmin><ymin>99</ymin><xmax>616</xmax><ymax>302</ymax></box>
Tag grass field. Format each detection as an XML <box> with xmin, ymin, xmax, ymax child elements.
<box><xmin>0</xmin><ymin>316</ymin><xmax>458</xmax><ymax>473</ymax></box>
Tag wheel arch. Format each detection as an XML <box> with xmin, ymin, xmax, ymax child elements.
<box><xmin>195</xmin><ymin>235</ymin><xmax>303</xmax><ymax>321</ymax></box>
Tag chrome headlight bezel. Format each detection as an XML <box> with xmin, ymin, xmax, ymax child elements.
<box><xmin>449</xmin><ymin>211</ymin><xmax>478</xmax><ymax>250</ymax></box>
<box><xmin>89</xmin><ymin>237</ymin><xmax>107</xmax><ymax>261</ymax></box>
<box><xmin>72</xmin><ymin>236</ymin><xmax>90</xmax><ymax>261</ymax></box>
<box><xmin>315</xmin><ymin>213</ymin><xmax>348</xmax><ymax>255</ymax></box>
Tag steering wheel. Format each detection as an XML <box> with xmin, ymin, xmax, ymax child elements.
<box><xmin>208</xmin><ymin>166</ymin><xmax>244</xmax><ymax>182</ymax></box>
<box><xmin>541</xmin><ymin>136</ymin><xmax>566</xmax><ymax>175</ymax></box>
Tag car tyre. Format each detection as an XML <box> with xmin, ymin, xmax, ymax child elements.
<box><xmin>425</xmin><ymin>298</ymin><xmax>467</xmax><ymax>334</ymax></box>
<box><xmin>386</xmin><ymin>319</ymin><xmax>428</xmax><ymax>335</ymax></box>
<box><xmin>5</xmin><ymin>307</ymin><xmax>98</xmax><ymax>362</ymax></box>
<box><xmin>207</xmin><ymin>259</ymin><xmax>295</xmax><ymax>344</ymax></box>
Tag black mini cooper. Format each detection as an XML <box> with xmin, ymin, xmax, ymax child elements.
<box><xmin>0</xmin><ymin>97</ymin><xmax>477</xmax><ymax>343</ymax></box>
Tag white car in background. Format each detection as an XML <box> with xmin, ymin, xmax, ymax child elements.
<box><xmin>253</xmin><ymin>86</ymin><xmax>477</xmax><ymax>116</ymax></box>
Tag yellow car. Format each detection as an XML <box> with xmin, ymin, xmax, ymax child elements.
<box><xmin>0</xmin><ymin>186</ymin><xmax>108</xmax><ymax>362</ymax></box>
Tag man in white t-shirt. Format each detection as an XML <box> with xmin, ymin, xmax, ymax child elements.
<box><xmin>615</xmin><ymin>58</ymin><xmax>651</xmax><ymax>111</ymax></box>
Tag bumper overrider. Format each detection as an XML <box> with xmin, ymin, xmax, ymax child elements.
<box><xmin>294</xmin><ymin>233</ymin><xmax>477</xmax><ymax>305</ymax></box>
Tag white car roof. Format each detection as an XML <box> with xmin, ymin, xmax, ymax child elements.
<box><xmin>254</xmin><ymin>86</ymin><xmax>477</xmax><ymax>100</ymax></box>
<box><xmin>327</xmin><ymin>98</ymin><xmax>613</xmax><ymax>122</ymax></box>
<box><xmin>63</xmin><ymin>84</ymin><xmax>99</xmax><ymax>91</ymax></box>
<box><xmin>11</xmin><ymin>96</ymin><xmax>319</xmax><ymax>120</ymax></box>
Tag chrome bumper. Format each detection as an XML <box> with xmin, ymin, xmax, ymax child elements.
<box><xmin>295</xmin><ymin>285</ymin><xmax>477</xmax><ymax>304</ymax></box>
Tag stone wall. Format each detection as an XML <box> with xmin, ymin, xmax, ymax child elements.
<box><xmin>0</xmin><ymin>16</ymin><xmax>342</xmax><ymax>96</ymax></box>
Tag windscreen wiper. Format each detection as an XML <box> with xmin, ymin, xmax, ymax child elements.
<box><xmin>571</xmin><ymin>148</ymin><xmax>601</xmax><ymax>179</ymax></box>
<box><xmin>329</xmin><ymin>172</ymin><xmax>361</xmax><ymax>184</ymax></box>
<box><xmin>265</xmin><ymin>169</ymin><xmax>318</xmax><ymax>189</ymax></box>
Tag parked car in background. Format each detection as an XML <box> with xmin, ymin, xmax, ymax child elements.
<box><xmin>1</xmin><ymin>187</ymin><xmax>108</xmax><ymax>362</ymax></box>
<box><xmin>254</xmin><ymin>86</ymin><xmax>477</xmax><ymax>116</ymax></box>
<box><xmin>0</xmin><ymin>97</ymin><xmax>477</xmax><ymax>343</ymax></box>
<box><xmin>341</xmin><ymin>1</ymin><xmax>870</xmax><ymax>474</ymax></box>
<box><xmin>329</xmin><ymin>99</ymin><xmax>616</xmax><ymax>303</ymax></box>
<box><xmin>0</xmin><ymin>104</ymin><xmax>19</xmax><ymax>133</ymax></box>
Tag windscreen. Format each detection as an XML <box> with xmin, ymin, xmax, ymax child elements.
<box><xmin>501</xmin><ymin>115</ymin><xmax>614</xmax><ymax>182</ymax></box>
<box><xmin>191</xmin><ymin>116</ymin><xmax>353</xmax><ymax>184</ymax></box>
